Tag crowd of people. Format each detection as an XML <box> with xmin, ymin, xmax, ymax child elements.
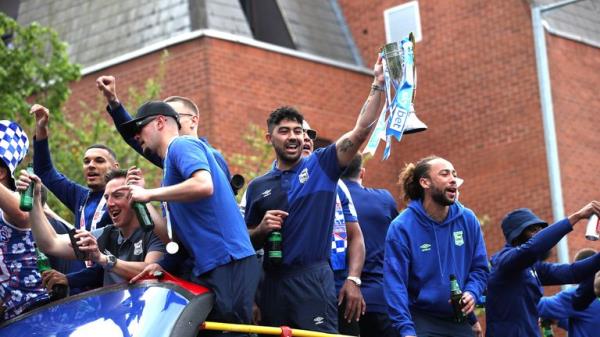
<box><xmin>1</xmin><ymin>56</ymin><xmax>600</xmax><ymax>337</ymax></box>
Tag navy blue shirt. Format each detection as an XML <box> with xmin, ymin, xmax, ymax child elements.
<box><xmin>33</xmin><ymin>138</ymin><xmax>111</xmax><ymax>231</ymax></box>
<box><xmin>343</xmin><ymin>179</ymin><xmax>398</xmax><ymax>312</ymax></box>
<box><xmin>162</xmin><ymin>136</ymin><xmax>254</xmax><ymax>276</ymax></box>
<box><xmin>244</xmin><ymin>144</ymin><xmax>342</xmax><ymax>267</ymax></box>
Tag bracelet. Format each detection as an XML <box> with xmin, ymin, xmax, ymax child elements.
<box><xmin>371</xmin><ymin>83</ymin><xmax>384</xmax><ymax>92</ymax></box>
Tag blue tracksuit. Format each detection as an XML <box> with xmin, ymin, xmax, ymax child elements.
<box><xmin>538</xmin><ymin>286</ymin><xmax>600</xmax><ymax>337</ymax></box>
<box><xmin>486</xmin><ymin>219</ymin><xmax>600</xmax><ymax>337</ymax></box>
<box><xmin>384</xmin><ymin>200</ymin><xmax>488</xmax><ymax>337</ymax></box>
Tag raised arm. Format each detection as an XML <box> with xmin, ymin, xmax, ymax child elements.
<box><xmin>335</xmin><ymin>56</ymin><xmax>385</xmax><ymax>167</ymax></box>
<box><xmin>16</xmin><ymin>171</ymin><xmax>75</xmax><ymax>259</ymax></box>
<box><xmin>30</xmin><ymin>104</ymin><xmax>88</xmax><ymax>212</ymax></box>
<box><xmin>96</xmin><ymin>75</ymin><xmax>163</xmax><ymax>167</ymax></box>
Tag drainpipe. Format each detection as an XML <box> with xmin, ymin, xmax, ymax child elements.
<box><xmin>531</xmin><ymin>0</ymin><xmax>583</xmax><ymax>265</ymax></box>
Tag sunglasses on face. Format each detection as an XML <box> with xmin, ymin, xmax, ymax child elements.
<box><xmin>305</xmin><ymin>129</ymin><xmax>317</xmax><ymax>140</ymax></box>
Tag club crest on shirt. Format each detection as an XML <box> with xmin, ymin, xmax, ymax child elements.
<box><xmin>453</xmin><ymin>231</ymin><xmax>464</xmax><ymax>247</ymax></box>
<box><xmin>299</xmin><ymin>168</ymin><xmax>309</xmax><ymax>184</ymax></box>
<box><xmin>134</xmin><ymin>240</ymin><xmax>143</xmax><ymax>256</ymax></box>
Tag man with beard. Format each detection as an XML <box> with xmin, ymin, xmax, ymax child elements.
<box><xmin>17</xmin><ymin>169</ymin><xmax>164</xmax><ymax>291</ymax></box>
<box><xmin>384</xmin><ymin>156</ymin><xmax>488</xmax><ymax>337</ymax></box>
<box><xmin>242</xmin><ymin>56</ymin><xmax>384</xmax><ymax>333</ymax></box>
<box><xmin>31</xmin><ymin>104</ymin><xmax>118</xmax><ymax>232</ymax></box>
<box><xmin>486</xmin><ymin>204</ymin><xmax>600</xmax><ymax>337</ymax></box>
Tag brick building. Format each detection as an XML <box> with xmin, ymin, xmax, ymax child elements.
<box><xmin>6</xmin><ymin>0</ymin><xmax>600</xmax><ymax>332</ymax></box>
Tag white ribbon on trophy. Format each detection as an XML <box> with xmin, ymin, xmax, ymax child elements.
<box><xmin>363</xmin><ymin>33</ymin><xmax>427</xmax><ymax>159</ymax></box>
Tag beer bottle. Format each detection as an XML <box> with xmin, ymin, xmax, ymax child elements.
<box><xmin>449</xmin><ymin>274</ymin><xmax>466</xmax><ymax>323</ymax></box>
<box><xmin>36</xmin><ymin>248</ymin><xmax>68</xmax><ymax>300</ymax></box>
<box><xmin>133</xmin><ymin>202</ymin><xmax>154</xmax><ymax>232</ymax></box>
<box><xmin>267</xmin><ymin>231</ymin><xmax>282</xmax><ymax>266</ymax></box>
<box><xmin>540</xmin><ymin>318</ymin><xmax>554</xmax><ymax>337</ymax></box>
<box><xmin>19</xmin><ymin>164</ymin><xmax>34</xmax><ymax>211</ymax></box>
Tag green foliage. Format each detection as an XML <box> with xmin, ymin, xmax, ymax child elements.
<box><xmin>227</xmin><ymin>123</ymin><xmax>273</xmax><ymax>200</ymax></box>
<box><xmin>0</xmin><ymin>13</ymin><xmax>170</xmax><ymax>221</ymax></box>
<box><xmin>42</xmin><ymin>52</ymin><xmax>169</xmax><ymax>221</ymax></box>
<box><xmin>0</xmin><ymin>13</ymin><xmax>80</xmax><ymax>121</ymax></box>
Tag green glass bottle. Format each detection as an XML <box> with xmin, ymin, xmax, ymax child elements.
<box><xmin>133</xmin><ymin>202</ymin><xmax>154</xmax><ymax>232</ymax></box>
<box><xmin>19</xmin><ymin>164</ymin><xmax>34</xmax><ymax>211</ymax></box>
<box><xmin>450</xmin><ymin>274</ymin><xmax>466</xmax><ymax>323</ymax></box>
<box><xmin>541</xmin><ymin>318</ymin><xmax>554</xmax><ymax>337</ymax></box>
<box><xmin>267</xmin><ymin>231</ymin><xmax>282</xmax><ymax>266</ymax></box>
<box><xmin>36</xmin><ymin>248</ymin><xmax>68</xmax><ymax>300</ymax></box>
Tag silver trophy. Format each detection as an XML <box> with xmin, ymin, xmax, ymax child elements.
<box><xmin>383</xmin><ymin>34</ymin><xmax>427</xmax><ymax>135</ymax></box>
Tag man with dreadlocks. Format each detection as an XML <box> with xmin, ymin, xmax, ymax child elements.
<box><xmin>383</xmin><ymin>156</ymin><xmax>488</xmax><ymax>337</ymax></box>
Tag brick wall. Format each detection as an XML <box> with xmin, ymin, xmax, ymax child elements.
<box><xmin>549</xmin><ymin>34</ymin><xmax>600</xmax><ymax>253</ymax></box>
<box><xmin>63</xmin><ymin>36</ymin><xmax>400</xmax><ymax>196</ymax></box>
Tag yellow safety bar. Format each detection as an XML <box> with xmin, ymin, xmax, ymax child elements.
<box><xmin>201</xmin><ymin>321</ymin><xmax>355</xmax><ymax>337</ymax></box>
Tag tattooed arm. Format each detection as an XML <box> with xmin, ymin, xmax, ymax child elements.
<box><xmin>335</xmin><ymin>55</ymin><xmax>385</xmax><ymax>167</ymax></box>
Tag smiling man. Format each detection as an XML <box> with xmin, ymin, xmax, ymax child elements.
<box><xmin>31</xmin><ymin>104</ymin><xmax>118</xmax><ymax>232</ymax></box>
<box><xmin>243</xmin><ymin>55</ymin><xmax>385</xmax><ymax>333</ymax></box>
<box><xmin>17</xmin><ymin>169</ymin><xmax>164</xmax><ymax>292</ymax></box>
<box><xmin>384</xmin><ymin>156</ymin><xmax>488</xmax><ymax>337</ymax></box>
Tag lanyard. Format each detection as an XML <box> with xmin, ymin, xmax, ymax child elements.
<box><xmin>162</xmin><ymin>137</ymin><xmax>180</xmax><ymax>254</ymax></box>
<box><xmin>79</xmin><ymin>192</ymin><xmax>107</xmax><ymax>231</ymax></box>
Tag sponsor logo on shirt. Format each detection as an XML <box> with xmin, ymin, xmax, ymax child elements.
<box><xmin>453</xmin><ymin>231</ymin><xmax>464</xmax><ymax>246</ymax></box>
<box><xmin>134</xmin><ymin>240</ymin><xmax>143</xmax><ymax>256</ymax></box>
<box><xmin>299</xmin><ymin>168</ymin><xmax>309</xmax><ymax>184</ymax></box>
<box><xmin>420</xmin><ymin>243</ymin><xmax>431</xmax><ymax>252</ymax></box>
<box><xmin>313</xmin><ymin>316</ymin><xmax>324</xmax><ymax>325</ymax></box>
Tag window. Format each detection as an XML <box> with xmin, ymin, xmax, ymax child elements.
<box><xmin>384</xmin><ymin>1</ymin><xmax>422</xmax><ymax>43</ymax></box>
<box><xmin>239</xmin><ymin>0</ymin><xmax>295</xmax><ymax>49</ymax></box>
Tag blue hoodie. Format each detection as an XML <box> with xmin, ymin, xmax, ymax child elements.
<box><xmin>538</xmin><ymin>286</ymin><xmax>600</xmax><ymax>337</ymax></box>
<box><xmin>384</xmin><ymin>200</ymin><xmax>488</xmax><ymax>337</ymax></box>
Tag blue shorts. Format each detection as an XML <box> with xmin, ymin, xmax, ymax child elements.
<box><xmin>191</xmin><ymin>255</ymin><xmax>260</xmax><ymax>337</ymax></box>
<box><xmin>259</xmin><ymin>261</ymin><xmax>338</xmax><ymax>333</ymax></box>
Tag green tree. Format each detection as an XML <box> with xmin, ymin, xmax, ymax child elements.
<box><xmin>0</xmin><ymin>13</ymin><xmax>80</xmax><ymax>121</ymax></box>
<box><xmin>1</xmin><ymin>14</ymin><xmax>168</xmax><ymax>221</ymax></box>
<box><xmin>227</xmin><ymin>123</ymin><xmax>273</xmax><ymax>200</ymax></box>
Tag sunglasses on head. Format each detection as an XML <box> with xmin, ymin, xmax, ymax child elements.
<box><xmin>136</xmin><ymin>116</ymin><xmax>158</xmax><ymax>128</ymax></box>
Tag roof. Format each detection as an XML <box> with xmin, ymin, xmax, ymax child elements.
<box><xmin>533</xmin><ymin>0</ymin><xmax>600</xmax><ymax>48</ymax></box>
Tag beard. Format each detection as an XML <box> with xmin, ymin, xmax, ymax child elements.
<box><xmin>273</xmin><ymin>141</ymin><xmax>302</xmax><ymax>166</ymax></box>
<box><xmin>431</xmin><ymin>185</ymin><xmax>455</xmax><ymax>206</ymax></box>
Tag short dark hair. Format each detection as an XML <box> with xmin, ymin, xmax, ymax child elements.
<box><xmin>104</xmin><ymin>169</ymin><xmax>127</xmax><ymax>183</ymax></box>
<box><xmin>399</xmin><ymin>155</ymin><xmax>441</xmax><ymax>202</ymax></box>
<box><xmin>267</xmin><ymin>106</ymin><xmax>304</xmax><ymax>133</ymax></box>
<box><xmin>341</xmin><ymin>154</ymin><xmax>363</xmax><ymax>179</ymax></box>
<box><xmin>164</xmin><ymin>96</ymin><xmax>199</xmax><ymax>116</ymax></box>
<box><xmin>86</xmin><ymin>144</ymin><xmax>118</xmax><ymax>162</ymax></box>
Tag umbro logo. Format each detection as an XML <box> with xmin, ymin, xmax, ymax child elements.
<box><xmin>420</xmin><ymin>243</ymin><xmax>431</xmax><ymax>252</ymax></box>
<box><xmin>260</xmin><ymin>189</ymin><xmax>272</xmax><ymax>198</ymax></box>
<box><xmin>313</xmin><ymin>316</ymin><xmax>324</xmax><ymax>325</ymax></box>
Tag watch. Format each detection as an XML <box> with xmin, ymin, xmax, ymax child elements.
<box><xmin>347</xmin><ymin>276</ymin><xmax>362</xmax><ymax>287</ymax></box>
<box><xmin>104</xmin><ymin>251</ymin><xmax>117</xmax><ymax>271</ymax></box>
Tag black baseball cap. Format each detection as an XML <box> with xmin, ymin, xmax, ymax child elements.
<box><xmin>120</xmin><ymin>101</ymin><xmax>181</xmax><ymax>138</ymax></box>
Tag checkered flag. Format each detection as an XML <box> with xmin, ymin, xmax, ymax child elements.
<box><xmin>0</xmin><ymin>120</ymin><xmax>29</xmax><ymax>175</ymax></box>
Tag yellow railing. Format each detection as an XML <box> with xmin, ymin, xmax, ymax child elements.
<box><xmin>201</xmin><ymin>321</ymin><xmax>355</xmax><ymax>337</ymax></box>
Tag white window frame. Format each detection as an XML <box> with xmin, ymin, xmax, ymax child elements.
<box><xmin>384</xmin><ymin>1</ymin><xmax>422</xmax><ymax>43</ymax></box>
